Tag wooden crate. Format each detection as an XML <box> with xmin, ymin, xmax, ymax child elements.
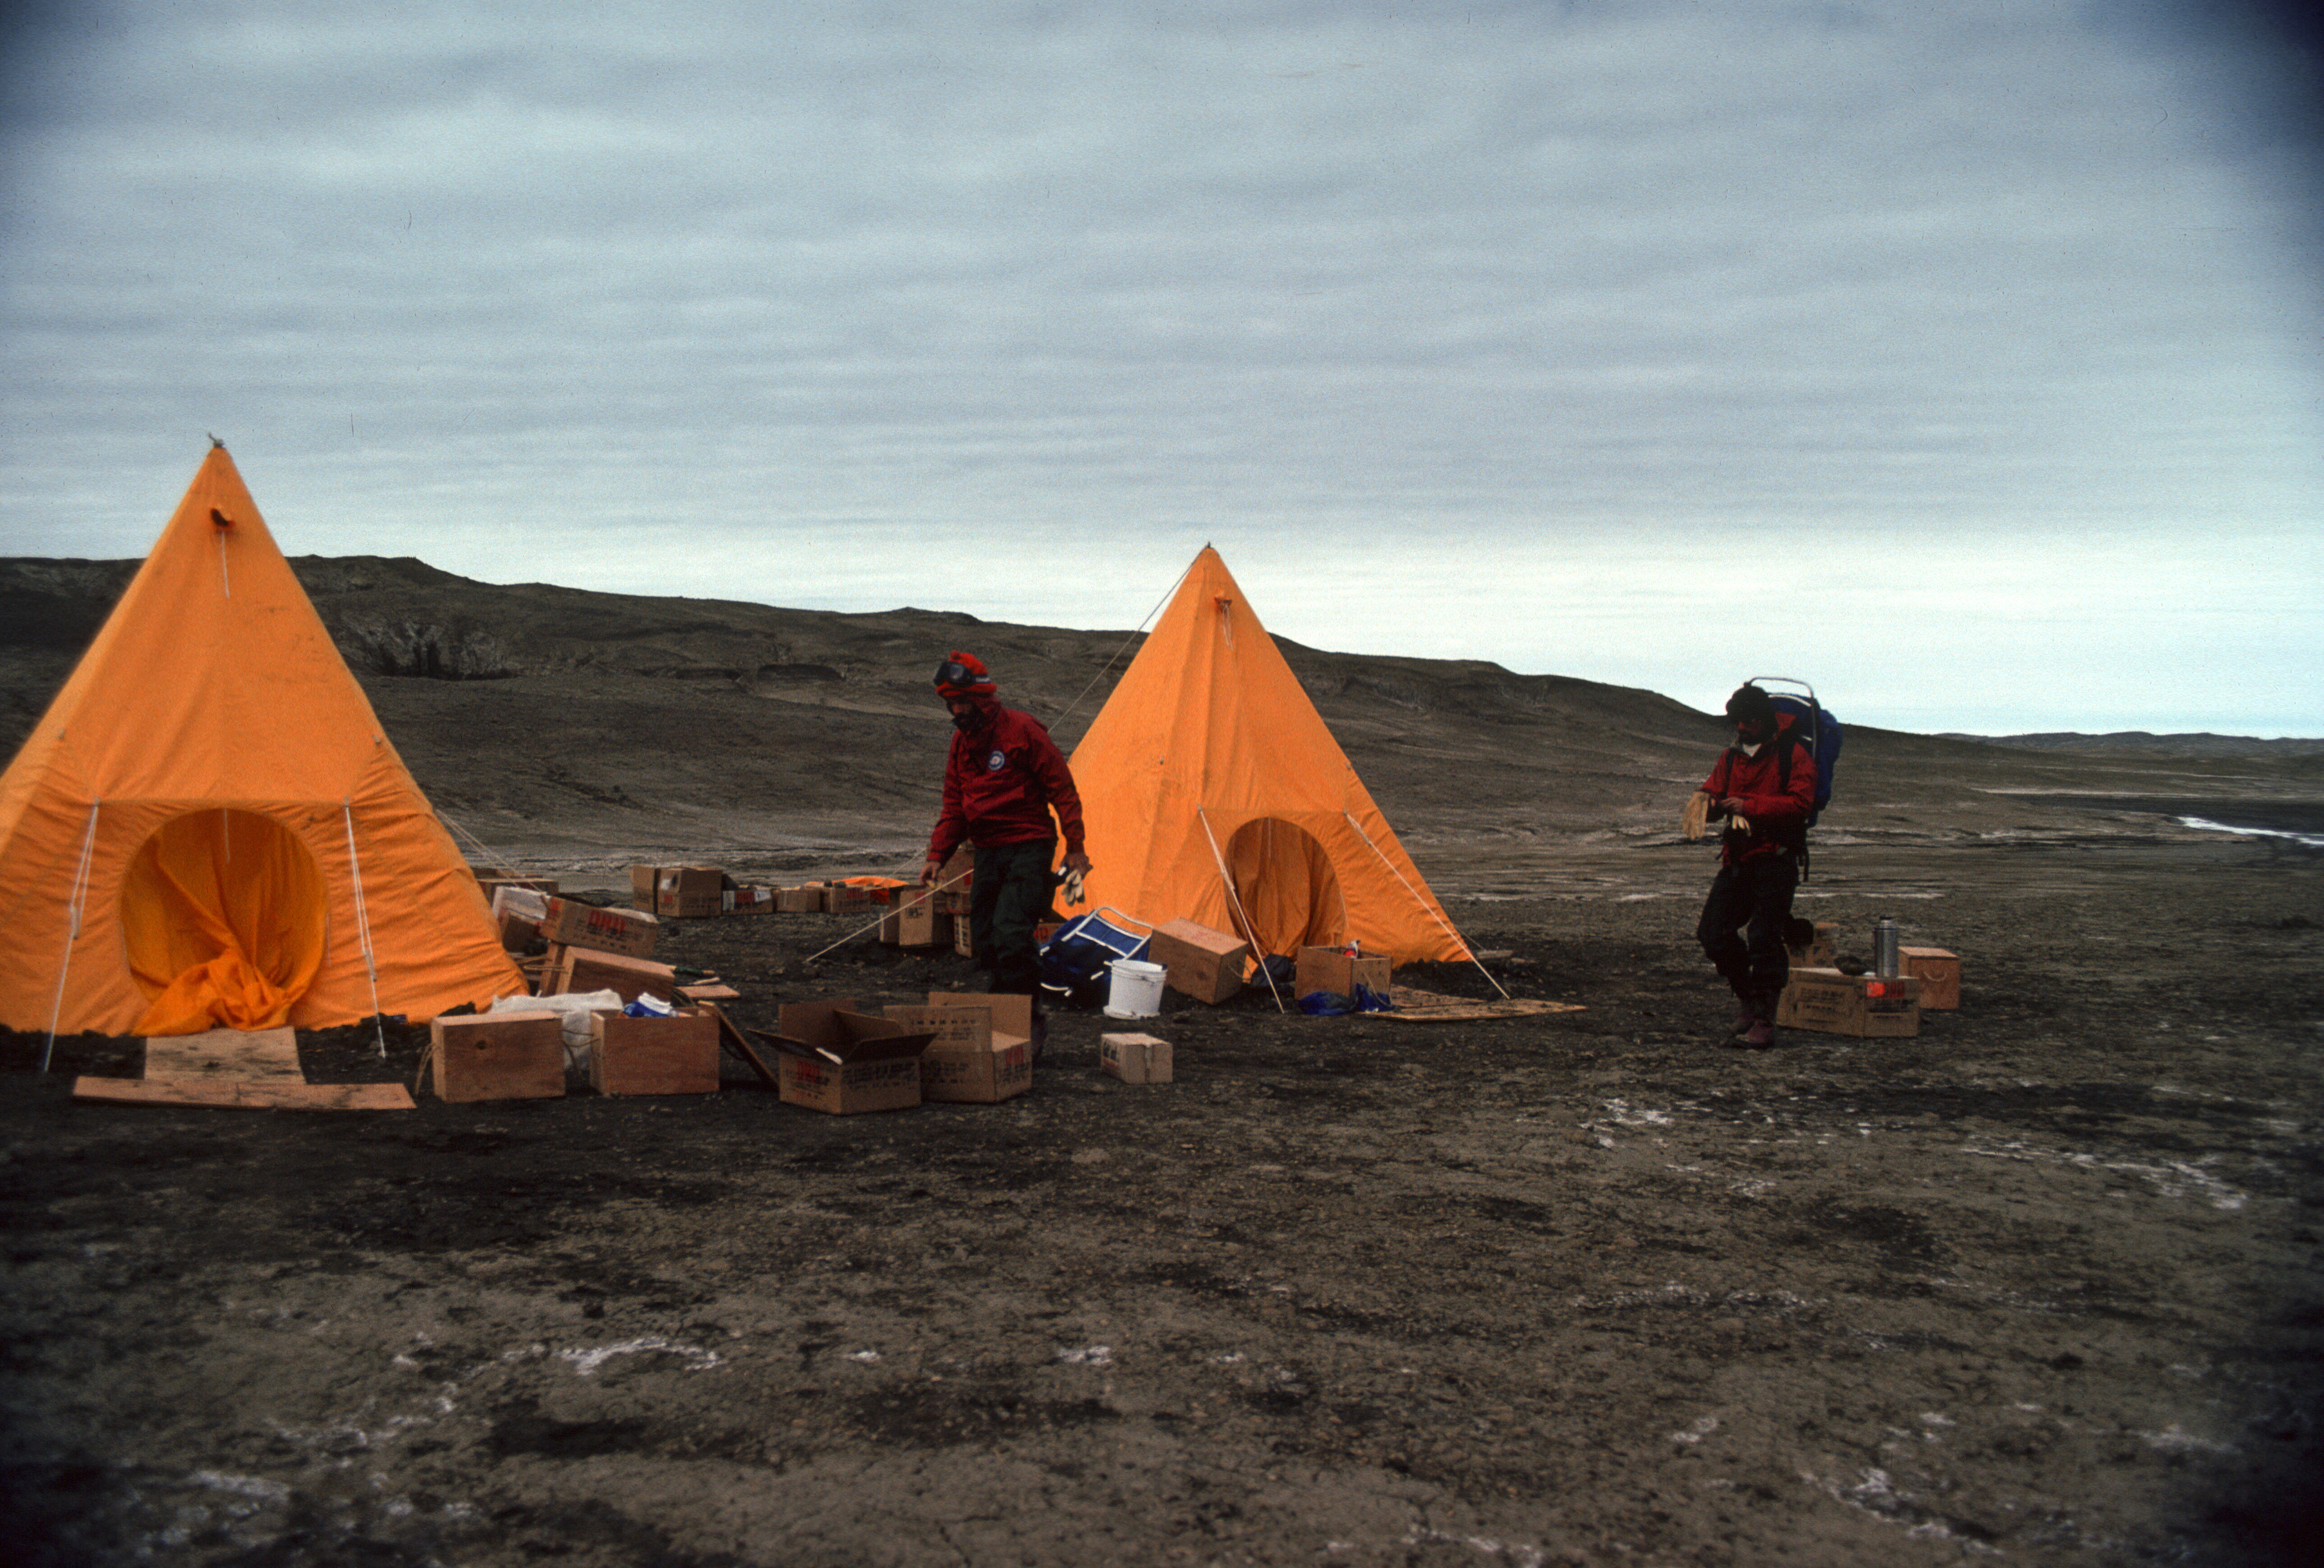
<box><xmin>1899</xmin><ymin>946</ymin><xmax>1960</xmax><ymax>1011</ymax></box>
<box><xmin>430</xmin><ymin>1013</ymin><xmax>565</xmax><ymax>1103</ymax></box>
<box><xmin>588</xmin><ymin>1010</ymin><xmax>719</xmax><ymax>1096</ymax></box>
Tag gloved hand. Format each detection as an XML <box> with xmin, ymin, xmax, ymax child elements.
<box><xmin>1682</xmin><ymin>791</ymin><xmax>1711</xmax><ymax>841</ymax></box>
<box><xmin>1057</xmin><ymin>852</ymin><xmax>1091</xmax><ymax>907</ymax></box>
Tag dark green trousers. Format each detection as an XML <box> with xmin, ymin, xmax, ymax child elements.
<box><xmin>970</xmin><ymin>839</ymin><xmax>1056</xmax><ymax>995</ymax></box>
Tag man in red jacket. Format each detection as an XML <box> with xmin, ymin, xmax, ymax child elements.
<box><xmin>1690</xmin><ymin>683</ymin><xmax>1817</xmax><ymax>1047</ymax></box>
<box><xmin>921</xmin><ymin>651</ymin><xmax>1092</xmax><ymax>1006</ymax></box>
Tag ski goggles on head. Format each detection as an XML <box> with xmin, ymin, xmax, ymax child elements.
<box><xmin>933</xmin><ymin>657</ymin><xmax>991</xmax><ymax>692</ymax></box>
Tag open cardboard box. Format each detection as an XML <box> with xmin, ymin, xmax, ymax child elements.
<box><xmin>886</xmin><ymin>1000</ymin><xmax>1032</xmax><ymax>1104</ymax></box>
<box><xmin>1295</xmin><ymin>945</ymin><xmax>1390</xmax><ymax>1000</ymax></box>
<box><xmin>755</xmin><ymin>998</ymin><xmax>935</xmax><ymax>1114</ymax></box>
<box><xmin>1786</xmin><ymin>920</ymin><xmax>1837</xmax><ymax>968</ymax></box>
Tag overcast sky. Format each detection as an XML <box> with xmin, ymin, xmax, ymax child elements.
<box><xmin>2</xmin><ymin>2</ymin><xmax>2318</xmax><ymax>736</ymax></box>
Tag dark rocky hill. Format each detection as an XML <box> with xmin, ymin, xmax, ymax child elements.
<box><xmin>4</xmin><ymin>555</ymin><xmax>2318</xmax><ymax>887</ymax></box>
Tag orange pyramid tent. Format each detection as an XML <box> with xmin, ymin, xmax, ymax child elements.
<box><xmin>0</xmin><ymin>444</ymin><xmax>526</xmax><ymax>1039</ymax></box>
<box><xmin>1068</xmin><ymin>546</ymin><xmax>1471</xmax><ymax>965</ymax></box>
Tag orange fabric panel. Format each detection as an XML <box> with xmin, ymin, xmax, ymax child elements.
<box><xmin>123</xmin><ymin>809</ymin><xmax>328</xmax><ymax>1034</ymax></box>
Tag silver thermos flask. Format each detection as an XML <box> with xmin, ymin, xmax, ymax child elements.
<box><xmin>1873</xmin><ymin>916</ymin><xmax>1901</xmax><ymax>979</ymax></box>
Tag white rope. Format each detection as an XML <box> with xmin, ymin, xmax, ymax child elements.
<box><xmin>1052</xmin><ymin>555</ymin><xmax>1194</xmax><ymax>729</ymax></box>
<box><xmin>805</xmin><ymin>872</ymin><xmax>967</xmax><ymax>964</ymax></box>
<box><xmin>342</xmin><ymin>803</ymin><xmax>389</xmax><ymax>1057</ymax></box>
<box><xmin>436</xmin><ymin>809</ymin><xmax>521</xmax><ymax>877</ymax></box>
<box><xmin>1196</xmin><ymin>809</ymin><xmax>1285</xmax><ymax>1013</ymax></box>
<box><xmin>1339</xmin><ymin>810</ymin><xmax>1509</xmax><ymax>1000</ymax></box>
<box><xmin>40</xmin><ymin>802</ymin><xmax>101</xmax><ymax>1073</ymax></box>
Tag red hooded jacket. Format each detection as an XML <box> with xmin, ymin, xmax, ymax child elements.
<box><xmin>928</xmin><ymin>699</ymin><xmax>1087</xmax><ymax>861</ymax></box>
<box><xmin>1699</xmin><ymin>711</ymin><xmax>1817</xmax><ymax>867</ymax></box>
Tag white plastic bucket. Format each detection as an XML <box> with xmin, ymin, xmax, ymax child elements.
<box><xmin>1103</xmin><ymin>958</ymin><xmax>1167</xmax><ymax>1019</ymax></box>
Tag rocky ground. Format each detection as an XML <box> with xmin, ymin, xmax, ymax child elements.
<box><xmin>2</xmin><ymin>558</ymin><xmax>2321</xmax><ymax>1564</ymax></box>
<box><xmin>3</xmin><ymin>830</ymin><xmax>2319</xmax><ymax>1567</ymax></box>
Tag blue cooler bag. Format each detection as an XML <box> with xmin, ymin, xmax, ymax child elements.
<box><xmin>1038</xmin><ymin>909</ymin><xmax>1151</xmax><ymax>1009</ymax></box>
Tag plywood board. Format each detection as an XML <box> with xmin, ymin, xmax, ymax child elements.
<box><xmin>142</xmin><ymin>1027</ymin><xmax>303</xmax><ymax>1082</ymax></box>
<box><xmin>1383</xmin><ymin>986</ymin><xmax>1587</xmax><ymax>1022</ymax></box>
<box><xmin>74</xmin><ymin>1078</ymin><xmax>415</xmax><ymax>1111</ymax></box>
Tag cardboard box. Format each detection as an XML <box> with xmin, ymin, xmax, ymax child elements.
<box><xmin>889</xmin><ymin>1004</ymin><xmax>1031</xmax><ymax>1103</ymax></box>
<box><xmin>926</xmin><ymin>1033</ymin><xmax>1031</xmax><ymax>1103</ymax></box>
<box><xmin>886</xmin><ymin>1002</ymin><xmax>993</xmax><ymax>1050</ymax></box>
<box><xmin>1148</xmin><ymin>918</ymin><xmax>1250</xmax><ymax>1004</ymax></box>
<box><xmin>1899</xmin><ymin>946</ymin><xmax>1960</xmax><ymax>1010</ymax></box>
<box><xmin>954</xmin><ymin>915</ymin><xmax>975</xmax><ymax>957</ymax></box>
<box><xmin>656</xmin><ymin>865</ymin><xmax>727</xmax><ymax>920</ymax></box>
<box><xmin>927</xmin><ymin>991</ymin><xmax>1034</xmax><ymax>1042</ymax></box>
<box><xmin>777</xmin><ymin>885</ymin><xmax>826</xmax><ymax>913</ymax></box>
<box><xmin>477</xmin><ymin>871</ymin><xmax>558</xmax><ymax>898</ymax></box>
<box><xmin>882</xmin><ymin>890</ymin><xmax>953</xmax><ymax>948</ymax></box>
<box><xmin>1787</xmin><ymin>921</ymin><xmax>1837</xmax><ymax>968</ymax></box>
<box><xmin>1776</xmin><ymin>968</ymin><xmax>1921</xmax><ymax>1038</ymax></box>
<box><xmin>725</xmin><ymin>885</ymin><xmax>775</xmax><ymax>915</ymax></box>
<box><xmin>1100</xmin><ymin>1032</ymin><xmax>1173</xmax><ymax>1083</ymax></box>
<box><xmin>588</xmin><ymin>1009</ymin><xmax>720</xmax><ymax>1096</ymax></box>
<box><xmin>1295</xmin><ymin>945</ymin><xmax>1391</xmax><ymax>1001</ymax></box>
<box><xmin>539</xmin><ymin>944</ymin><xmax>680</xmax><ymax>1005</ymax></box>
<box><xmin>826</xmin><ymin>882</ymin><xmax>901</xmax><ymax>916</ymax></box>
<box><xmin>490</xmin><ymin>885</ymin><xmax>547</xmax><ymax>952</ymax></box>
<box><xmin>628</xmin><ymin>864</ymin><xmax>660</xmax><ymax>912</ymax></box>
<box><xmin>539</xmin><ymin>898</ymin><xmax>660</xmax><ymax>958</ymax></box>
<box><xmin>933</xmin><ymin>847</ymin><xmax>974</xmax><ymax>913</ymax></box>
<box><xmin>430</xmin><ymin>1013</ymin><xmax>565</xmax><ymax>1103</ymax></box>
<box><xmin>762</xmin><ymin>999</ymin><xmax>934</xmax><ymax>1114</ymax></box>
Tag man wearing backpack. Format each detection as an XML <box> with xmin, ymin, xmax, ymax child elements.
<box><xmin>1686</xmin><ymin>683</ymin><xmax>1818</xmax><ymax>1048</ymax></box>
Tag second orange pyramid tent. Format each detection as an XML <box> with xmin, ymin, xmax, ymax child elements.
<box><xmin>1068</xmin><ymin>547</ymin><xmax>1471</xmax><ymax>965</ymax></box>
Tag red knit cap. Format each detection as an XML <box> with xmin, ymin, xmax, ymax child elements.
<box><xmin>933</xmin><ymin>651</ymin><xmax>997</xmax><ymax>697</ymax></box>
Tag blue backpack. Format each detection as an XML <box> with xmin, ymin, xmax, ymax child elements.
<box><xmin>1748</xmin><ymin>678</ymin><xmax>1842</xmax><ymax>873</ymax></box>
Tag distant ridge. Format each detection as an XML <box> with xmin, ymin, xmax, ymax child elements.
<box><xmin>1942</xmin><ymin>732</ymin><xmax>2324</xmax><ymax>757</ymax></box>
<box><xmin>6</xmin><ymin>552</ymin><xmax>2318</xmax><ymax>767</ymax></box>
<box><xmin>6</xmin><ymin>553</ymin><xmax>2314</xmax><ymax>864</ymax></box>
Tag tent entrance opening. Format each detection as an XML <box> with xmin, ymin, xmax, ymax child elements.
<box><xmin>122</xmin><ymin>808</ymin><xmax>331</xmax><ymax>1035</ymax></box>
<box><xmin>1222</xmin><ymin>817</ymin><xmax>1346</xmax><ymax>957</ymax></box>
